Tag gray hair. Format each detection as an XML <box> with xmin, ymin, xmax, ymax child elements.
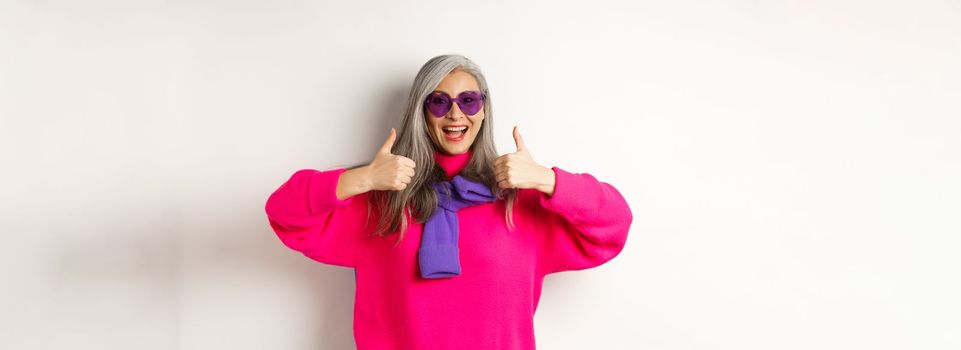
<box><xmin>362</xmin><ymin>54</ymin><xmax>518</xmax><ymax>246</ymax></box>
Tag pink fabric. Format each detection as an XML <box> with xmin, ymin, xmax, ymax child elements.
<box><xmin>264</xmin><ymin>150</ymin><xmax>633</xmax><ymax>349</ymax></box>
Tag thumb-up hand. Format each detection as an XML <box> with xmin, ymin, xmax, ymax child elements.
<box><xmin>493</xmin><ymin>125</ymin><xmax>554</xmax><ymax>193</ymax></box>
<box><xmin>366</xmin><ymin>128</ymin><xmax>417</xmax><ymax>191</ymax></box>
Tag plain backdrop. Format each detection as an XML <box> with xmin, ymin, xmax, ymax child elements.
<box><xmin>1</xmin><ymin>0</ymin><xmax>959</xmax><ymax>349</ymax></box>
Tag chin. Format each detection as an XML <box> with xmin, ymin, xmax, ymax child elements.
<box><xmin>440</xmin><ymin>143</ymin><xmax>470</xmax><ymax>155</ymax></box>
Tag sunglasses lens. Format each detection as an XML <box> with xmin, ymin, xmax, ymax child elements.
<box><xmin>425</xmin><ymin>93</ymin><xmax>451</xmax><ymax>117</ymax></box>
<box><xmin>457</xmin><ymin>91</ymin><xmax>484</xmax><ymax>115</ymax></box>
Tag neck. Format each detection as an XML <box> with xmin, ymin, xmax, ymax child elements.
<box><xmin>434</xmin><ymin>149</ymin><xmax>472</xmax><ymax>178</ymax></box>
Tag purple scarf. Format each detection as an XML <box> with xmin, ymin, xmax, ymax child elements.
<box><xmin>418</xmin><ymin>175</ymin><xmax>496</xmax><ymax>279</ymax></box>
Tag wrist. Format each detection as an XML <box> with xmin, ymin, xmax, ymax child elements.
<box><xmin>352</xmin><ymin>165</ymin><xmax>374</xmax><ymax>193</ymax></box>
<box><xmin>537</xmin><ymin>166</ymin><xmax>556</xmax><ymax>196</ymax></box>
<box><xmin>338</xmin><ymin>166</ymin><xmax>372</xmax><ymax>200</ymax></box>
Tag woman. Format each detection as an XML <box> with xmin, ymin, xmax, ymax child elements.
<box><xmin>264</xmin><ymin>54</ymin><xmax>633</xmax><ymax>350</ymax></box>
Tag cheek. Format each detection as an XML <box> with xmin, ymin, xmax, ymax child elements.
<box><xmin>472</xmin><ymin>115</ymin><xmax>484</xmax><ymax>130</ymax></box>
<box><xmin>472</xmin><ymin>108</ymin><xmax>485</xmax><ymax>122</ymax></box>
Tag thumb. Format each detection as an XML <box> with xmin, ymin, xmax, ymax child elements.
<box><xmin>379</xmin><ymin>127</ymin><xmax>396</xmax><ymax>155</ymax></box>
<box><xmin>513</xmin><ymin>125</ymin><xmax>527</xmax><ymax>152</ymax></box>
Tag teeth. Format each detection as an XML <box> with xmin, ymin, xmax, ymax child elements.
<box><xmin>443</xmin><ymin>126</ymin><xmax>468</xmax><ymax>132</ymax></box>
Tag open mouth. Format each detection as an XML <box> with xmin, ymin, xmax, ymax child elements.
<box><xmin>442</xmin><ymin>125</ymin><xmax>468</xmax><ymax>140</ymax></box>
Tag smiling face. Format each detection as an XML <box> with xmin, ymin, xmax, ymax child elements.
<box><xmin>424</xmin><ymin>69</ymin><xmax>485</xmax><ymax>155</ymax></box>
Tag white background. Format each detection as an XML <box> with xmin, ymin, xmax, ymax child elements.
<box><xmin>2</xmin><ymin>0</ymin><xmax>959</xmax><ymax>349</ymax></box>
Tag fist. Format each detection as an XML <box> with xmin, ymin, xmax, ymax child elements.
<box><xmin>366</xmin><ymin>128</ymin><xmax>417</xmax><ymax>191</ymax></box>
<box><xmin>493</xmin><ymin>126</ymin><xmax>555</xmax><ymax>194</ymax></box>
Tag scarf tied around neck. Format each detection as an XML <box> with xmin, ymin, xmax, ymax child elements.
<box><xmin>417</xmin><ymin>175</ymin><xmax>496</xmax><ymax>279</ymax></box>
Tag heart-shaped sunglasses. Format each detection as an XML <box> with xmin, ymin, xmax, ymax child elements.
<box><xmin>423</xmin><ymin>90</ymin><xmax>486</xmax><ymax>117</ymax></box>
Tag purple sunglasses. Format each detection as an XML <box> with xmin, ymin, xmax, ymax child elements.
<box><xmin>424</xmin><ymin>90</ymin><xmax>486</xmax><ymax>117</ymax></box>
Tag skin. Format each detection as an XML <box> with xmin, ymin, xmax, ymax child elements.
<box><xmin>335</xmin><ymin>70</ymin><xmax>557</xmax><ymax>200</ymax></box>
<box><xmin>493</xmin><ymin>125</ymin><xmax>556</xmax><ymax>197</ymax></box>
<box><xmin>424</xmin><ymin>69</ymin><xmax>485</xmax><ymax>156</ymax></box>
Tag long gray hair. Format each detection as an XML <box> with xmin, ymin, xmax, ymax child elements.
<box><xmin>359</xmin><ymin>54</ymin><xmax>518</xmax><ymax>246</ymax></box>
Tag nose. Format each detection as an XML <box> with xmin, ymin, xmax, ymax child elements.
<box><xmin>446</xmin><ymin>102</ymin><xmax>466</xmax><ymax>119</ymax></box>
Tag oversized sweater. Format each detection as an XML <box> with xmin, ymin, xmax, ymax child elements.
<box><xmin>264</xmin><ymin>149</ymin><xmax>633</xmax><ymax>350</ymax></box>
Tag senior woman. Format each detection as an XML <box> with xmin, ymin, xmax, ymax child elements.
<box><xmin>265</xmin><ymin>53</ymin><xmax>633</xmax><ymax>350</ymax></box>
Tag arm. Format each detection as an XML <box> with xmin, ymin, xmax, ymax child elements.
<box><xmin>264</xmin><ymin>167</ymin><xmax>372</xmax><ymax>268</ymax></box>
<box><xmin>532</xmin><ymin>166</ymin><xmax>633</xmax><ymax>275</ymax></box>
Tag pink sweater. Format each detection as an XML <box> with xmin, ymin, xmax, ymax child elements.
<box><xmin>264</xmin><ymin>150</ymin><xmax>633</xmax><ymax>349</ymax></box>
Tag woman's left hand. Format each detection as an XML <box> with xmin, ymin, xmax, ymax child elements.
<box><xmin>494</xmin><ymin>125</ymin><xmax>556</xmax><ymax>196</ymax></box>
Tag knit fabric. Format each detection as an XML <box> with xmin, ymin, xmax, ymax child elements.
<box><xmin>265</xmin><ymin>148</ymin><xmax>633</xmax><ymax>350</ymax></box>
<box><xmin>419</xmin><ymin>174</ymin><xmax>496</xmax><ymax>279</ymax></box>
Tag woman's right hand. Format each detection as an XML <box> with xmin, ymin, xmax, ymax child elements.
<box><xmin>363</xmin><ymin>128</ymin><xmax>417</xmax><ymax>191</ymax></box>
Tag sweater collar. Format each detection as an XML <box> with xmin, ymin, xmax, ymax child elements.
<box><xmin>434</xmin><ymin>149</ymin><xmax>472</xmax><ymax>178</ymax></box>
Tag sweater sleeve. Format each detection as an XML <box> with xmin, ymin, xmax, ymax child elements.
<box><xmin>264</xmin><ymin>168</ymin><xmax>370</xmax><ymax>268</ymax></box>
<box><xmin>532</xmin><ymin>166</ymin><xmax>633</xmax><ymax>275</ymax></box>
